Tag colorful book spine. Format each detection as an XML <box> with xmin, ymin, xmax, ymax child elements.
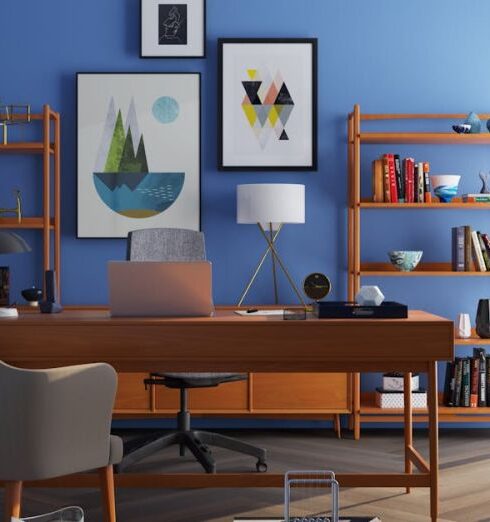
<box><xmin>461</xmin><ymin>357</ymin><xmax>471</xmax><ymax>407</ymax></box>
<box><xmin>416</xmin><ymin>162</ymin><xmax>424</xmax><ymax>203</ymax></box>
<box><xmin>486</xmin><ymin>356</ymin><xmax>490</xmax><ymax>405</ymax></box>
<box><xmin>451</xmin><ymin>226</ymin><xmax>465</xmax><ymax>272</ymax></box>
<box><xmin>406</xmin><ymin>158</ymin><xmax>415</xmax><ymax>203</ymax></box>
<box><xmin>477</xmin><ymin>231</ymin><xmax>490</xmax><ymax>271</ymax></box>
<box><xmin>462</xmin><ymin>194</ymin><xmax>490</xmax><ymax>202</ymax></box>
<box><xmin>394</xmin><ymin>155</ymin><xmax>404</xmax><ymax>203</ymax></box>
<box><xmin>471</xmin><ymin>230</ymin><xmax>487</xmax><ymax>271</ymax></box>
<box><xmin>474</xmin><ymin>348</ymin><xmax>487</xmax><ymax>407</ymax></box>
<box><xmin>385</xmin><ymin>154</ymin><xmax>398</xmax><ymax>203</ymax></box>
<box><xmin>382</xmin><ymin>155</ymin><xmax>391</xmax><ymax>202</ymax></box>
<box><xmin>481</xmin><ymin>233</ymin><xmax>490</xmax><ymax>258</ymax></box>
<box><xmin>470</xmin><ymin>357</ymin><xmax>479</xmax><ymax>408</ymax></box>
<box><xmin>453</xmin><ymin>358</ymin><xmax>463</xmax><ymax>406</ymax></box>
<box><xmin>423</xmin><ymin>162</ymin><xmax>432</xmax><ymax>203</ymax></box>
<box><xmin>443</xmin><ymin>361</ymin><xmax>455</xmax><ymax>406</ymax></box>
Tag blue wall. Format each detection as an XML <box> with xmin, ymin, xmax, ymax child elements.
<box><xmin>3</xmin><ymin>0</ymin><xmax>490</xmax><ymax>402</ymax></box>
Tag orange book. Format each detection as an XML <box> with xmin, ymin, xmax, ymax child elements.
<box><xmin>381</xmin><ymin>156</ymin><xmax>391</xmax><ymax>202</ymax></box>
<box><xmin>423</xmin><ymin>162</ymin><xmax>432</xmax><ymax>203</ymax></box>
<box><xmin>371</xmin><ymin>159</ymin><xmax>384</xmax><ymax>202</ymax></box>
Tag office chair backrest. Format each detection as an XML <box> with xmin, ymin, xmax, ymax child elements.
<box><xmin>0</xmin><ymin>361</ymin><xmax>118</xmax><ymax>481</ymax></box>
<box><xmin>127</xmin><ymin>228</ymin><xmax>206</xmax><ymax>262</ymax></box>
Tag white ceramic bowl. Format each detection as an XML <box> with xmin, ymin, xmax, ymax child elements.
<box><xmin>430</xmin><ymin>174</ymin><xmax>461</xmax><ymax>203</ymax></box>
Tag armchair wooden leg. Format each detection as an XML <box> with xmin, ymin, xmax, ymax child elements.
<box><xmin>4</xmin><ymin>481</ymin><xmax>22</xmax><ymax>521</ymax></box>
<box><xmin>98</xmin><ymin>466</ymin><xmax>116</xmax><ymax>522</ymax></box>
<box><xmin>333</xmin><ymin>414</ymin><xmax>342</xmax><ymax>439</ymax></box>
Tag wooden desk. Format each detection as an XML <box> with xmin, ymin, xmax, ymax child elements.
<box><xmin>0</xmin><ymin>309</ymin><xmax>453</xmax><ymax>521</ymax></box>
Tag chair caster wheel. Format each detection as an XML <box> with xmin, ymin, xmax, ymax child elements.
<box><xmin>256</xmin><ymin>460</ymin><xmax>268</xmax><ymax>472</ymax></box>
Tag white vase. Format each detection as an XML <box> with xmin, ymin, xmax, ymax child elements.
<box><xmin>457</xmin><ymin>313</ymin><xmax>472</xmax><ymax>338</ymax></box>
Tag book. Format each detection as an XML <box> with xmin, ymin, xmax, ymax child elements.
<box><xmin>384</xmin><ymin>154</ymin><xmax>398</xmax><ymax>203</ymax></box>
<box><xmin>461</xmin><ymin>357</ymin><xmax>471</xmax><ymax>407</ymax></box>
<box><xmin>481</xmin><ymin>233</ymin><xmax>490</xmax><ymax>259</ymax></box>
<box><xmin>394</xmin><ymin>154</ymin><xmax>404</xmax><ymax>203</ymax></box>
<box><xmin>464</xmin><ymin>226</ymin><xmax>473</xmax><ymax>271</ymax></box>
<box><xmin>477</xmin><ymin>232</ymin><xmax>490</xmax><ymax>270</ymax></box>
<box><xmin>404</xmin><ymin>157</ymin><xmax>415</xmax><ymax>203</ymax></box>
<box><xmin>443</xmin><ymin>361</ymin><xmax>454</xmax><ymax>406</ymax></box>
<box><xmin>453</xmin><ymin>358</ymin><xmax>463</xmax><ymax>406</ymax></box>
<box><xmin>474</xmin><ymin>348</ymin><xmax>487</xmax><ymax>407</ymax></box>
<box><xmin>470</xmin><ymin>357</ymin><xmax>479</xmax><ymax>408</ymax></box>
<box><xmin>471</xmin><ymin>230</ymin><xmax>487</xmax><ymax>271</ymax></box>
<box><xmin>416</xmin><ymin>162</ymin><xmax>424</xmax><ymax>203</ymax></box>
<box><xmin>423</xmin><ymin>162</ymin><xmax>432</xmax><ymax>203</ymax></box>
<box><xmin>371</xmin><ymin>159</ymin><xmax>384</xmax><ymax>202</ymax></box>
<box><xmin>486</xmin><ymin>356</ymin><xmax>490</xmax><ymax>405</ymax></box>
<box><xmin>462</xmin><ymin>193</ymin><xmax>490</xmax><ymax>202</ymax></box>
<box><xmin>382</xmin><ymin>155</ymin><xmax>391</xmax><ymax>202</ymax></box>
<box><xmin>451</xmin><ymin>226</ymin><xmax>465</xmax><ymax>271</ymax></box>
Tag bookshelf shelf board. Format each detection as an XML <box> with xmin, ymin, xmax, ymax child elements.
<box><xmin>360</xmin><ymin>393</ymin><xmax>490</xmax><ymax>417</ymax></box>
<box><xmin>454</xmin><ymin>335</ymin><xmax>490</xmax><ymax>345</ymax></box>
<box><xmin>0</xmin><ymin>217</ymin><xmax>55</xmax><ymax>230</ymax></box>
<box><xmin>360</xmin><ymin>262</ymin><xmax>489</xmax><ymax>277</ymax></box>
<box><xmin>0</xmin><ymin>143</ymin><xmax>55</xmax><ymax>154</ymax></box>
<box><xmin>360</xmin><ymin>198</ymin><xmax>490</xmax><ymax>210</ymax></box>
<box><xmin>359</xmin><ymin>132</ymin><xmax>490</xmax><ymax>145</ymax></box>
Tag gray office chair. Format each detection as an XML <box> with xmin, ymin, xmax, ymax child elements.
<box><xmin>0</xmin><ymin>361</ymin><xmax>122</xmax><ymax>522</ymax></box>
<box><xmin>119</xmin><ymin>228</ymin><xmax>267</xmax><ymax>474</ymax></box>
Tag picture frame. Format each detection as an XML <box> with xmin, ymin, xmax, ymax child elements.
<box><xmin>141</xmin><ymin>0</ymin><xmax>206</xmax><ymax>58</ymax></box>
<box><xmin>77</xmin><ymin>72</ymin><xmax>201</xmax><ymax>238</ymax></box>
<box><xmin>218</xmin><ymin>38</ymin><xmax>317</xmax><ymax>171</ymax></box>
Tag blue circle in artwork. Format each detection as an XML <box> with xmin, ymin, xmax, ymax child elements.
<box><xmin>152</xmin><ymin>96</ymin><xmax>179</xmax><ymax>123</ymax></box>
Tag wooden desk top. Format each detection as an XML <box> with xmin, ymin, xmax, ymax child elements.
<box><xmin>0</xmin><ymin>308</ymin><xmax>453</xmax><ymax>373</ymax></box>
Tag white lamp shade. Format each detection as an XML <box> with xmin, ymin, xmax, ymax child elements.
<box><xmin>237</xmin><ymin>184</ymin><xmax>305</xmax><ymax>225</ymax></box>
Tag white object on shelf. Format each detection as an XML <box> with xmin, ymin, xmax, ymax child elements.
<box><xmin>456</xmin><ymin>313</ymin><xmax>471</xmax><ymax>338</ymax></box>
<box><xmin>383</xmin><ymin>374</ymin><xmax>419</xmax><ymax>391</ymax></box>
<box><xmin>375</xmin><ymin>389</ymin><xmax>427</xmax><ymax>409</ymax></box>
<box><xmin>355</xmin><ymin>286</ymin><xmax>385</xmax><ymax>306</ymax></box>
<box><xmin>0</xmin><ymin>307</ymin><xmax>18</xmax><ymax>318</ymax></box>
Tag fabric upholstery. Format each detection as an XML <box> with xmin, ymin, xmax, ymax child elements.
<box><xmin>127</xmin><ymin>228</ymin><xmax>245</xmax><ymax>387</ymax></box>
<box><xmin>0</xmin><ymin>361</ymin><xmax>122</xmax><ymax>481</ymax></box>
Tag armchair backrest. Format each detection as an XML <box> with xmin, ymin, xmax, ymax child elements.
<box><xmin>0</xmin><ymin>361</ymin><xmax>117</xmax><ymax>481</ymax></box>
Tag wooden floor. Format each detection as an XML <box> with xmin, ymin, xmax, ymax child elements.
<box><xmin>2</xmin><ymin>429</ymin><xmax>490</xmax><ymax>521</ymax></box>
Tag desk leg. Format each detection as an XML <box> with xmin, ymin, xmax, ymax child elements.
<box><xmin>353</xmin><ymin>372</ymin><xmax>361</xmax><ymax>440</ymax></box>
<box><xmin>404</xmin><ymin>372</ymin><xmax>413</xmax><ymax>494</ymax></box>
<box><xmin>428</xmin><ymin>361</ymin><xmax>439</xmax><ymax>522</ymax></box>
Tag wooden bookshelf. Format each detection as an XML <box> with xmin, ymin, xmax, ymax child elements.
<box><xmin>347</xmin><ymin>105</ymin><xmax>490</xmax><ymax>439</ymax></box>
<box><xmin>0</xmin><ymin>105</ymin><xmax>61</xmax><ymax>297</ymax></box>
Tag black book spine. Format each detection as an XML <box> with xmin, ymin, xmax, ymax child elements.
<box><xmin>443</xmin><ymin>361</ymin><xmax>454</xmax><ymax>406</ymax></box>
<box><xmin>464</xmin><ymin>226</ymin><xmax>472</xmax><ymax>271</ymax></box>
<box><xmin>452</xmin><ymin>227</ymin><xmax>465</xmax><ymax>271</ymax></box>
<box><xmin>453</xmin><ymin>358</ymin><xmax>463</xmax><ymax>407</ymax></box>
<box><xmin>394</xmin><ymin>155</ymin><xmax>404</xmax><ymax>203</ymax></box>
<box><xmin>474</xmin><ymin>348</ymin><xmax>487</xmax><ymax>407</ymax></box>
<box><xmin>461</xmin><ymin>358</ymin><xmax>471</xmax><ymax>407</ymax></box>
<box><xmin>487</xmin><ymin>356</ymin><xmax>490</xmax><ymax>406</ymax></box>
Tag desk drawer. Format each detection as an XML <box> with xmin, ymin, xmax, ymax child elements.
<box><xmin>252</xmin><ymin>373</ymin><xmax>349</xmax><ymax>411</ymax></box>
<box><xmin>115</xmin><ymin>373</ymin><xmax>151</xmax><ymax>411</ymax></box>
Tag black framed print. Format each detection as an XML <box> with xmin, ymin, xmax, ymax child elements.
<box><xmin>77</xmin><ymin>72</ymin><xmax>201</xmax><ymax>238</ymax></box>
<box><xmin>218</xmin><ymin>38</ymin><xmax>317</xmax><ymax>171</ymax></box>
<box><xmin>141</xmin><ymin>0</ymin><xmax>206</xmax><ymax>58</ymax></box>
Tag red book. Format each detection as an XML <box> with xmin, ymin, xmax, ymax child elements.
<box><xmin>405</xmin><ymin>158</ymin><xmax>415</xmax><ymax>203</ymax></box>
<box><xmin>470</xmin><ymin>357</ymin><xmax>479</xmax><ymax>408</ymax></box>
<box><xmin>383</xmin><ymin>154</ymin><xmax>398</xmax><ymax>203</ymax></box>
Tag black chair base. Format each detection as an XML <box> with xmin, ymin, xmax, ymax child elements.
<box><xmin>117</xmin><ymin>429</ymin><xmax>267</xmax><ymax>474</ymax></box>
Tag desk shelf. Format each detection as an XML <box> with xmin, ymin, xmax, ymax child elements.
<box><xmin>360</xmin><ymin>262</ymin><xmax>490</xmax><ymax>277</ymax></box>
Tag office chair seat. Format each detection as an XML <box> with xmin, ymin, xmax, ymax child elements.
<box><xmin>158</xmin><ymin>373</ymin><xmax>247</xmax><ymax>388</ymax></box>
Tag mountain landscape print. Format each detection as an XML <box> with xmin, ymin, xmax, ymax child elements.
<box><xmin>93</xmin><ymin>96</ymin><xmax>185</xmax><ymax>218</ymax></box>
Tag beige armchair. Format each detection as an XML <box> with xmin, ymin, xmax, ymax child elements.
<box><xmin>0</xmin><ymin>361</ymin><xmax>122</xmax><ymax>522</ymax></box>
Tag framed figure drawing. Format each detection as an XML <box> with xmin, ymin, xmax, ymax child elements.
<box><xmin>77</xmin><ymin>73</ymin><xmax>200</xmax><ymax>238</ymax></box>
<box><xmin>141</xmin><ymin>0</ymin><xmax>206</xmax><ymax>58</ymax></box>
<box><xmin>218</xmin><ymin>38</ymin><xmax>317</xmax><ymax>171</ymax></box>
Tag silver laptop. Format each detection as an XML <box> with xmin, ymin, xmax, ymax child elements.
<box><xmin>108</xmin><ymin>261</ymin><xmax>214</xmax><ymax>317</ymax></box>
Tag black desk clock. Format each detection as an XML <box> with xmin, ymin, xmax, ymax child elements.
<box><xmin>303</xmin><ymin>272</ymin><xmax>331</xmax><ymax>301</ymax></box>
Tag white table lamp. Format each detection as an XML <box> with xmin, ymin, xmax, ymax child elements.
<box><xmin>236</xmin><ymin>183</ymin><xmax>306</xmax><ymax>306</ymax></box>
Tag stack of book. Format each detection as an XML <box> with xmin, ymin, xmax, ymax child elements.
<box><xmin>443</xmin><ymin>348</ymin><xmax>489</xmax><ymax>407</ymax></box>
<box><xmin>375</xmin><ymin>372</ymin><xmax>427</xmax><ymax>408</ymax></box>
<box><xmin>371</xmin><ymin>154</ymin><xmax>431</xmax><ymax>203</ymax></box>
<box><xmin>451</xmin><ymin>226</ymin><xmax>490</xmax><ymax>271</ymax></box>
<box><xmin>462</xmin><ymin>193</ymin><xmax>490</xmax><ymax>203</ymax></box>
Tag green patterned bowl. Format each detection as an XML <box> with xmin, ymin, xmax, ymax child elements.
<box><xmin>388</xmin><ymin>250</ymin><xmax>423</xmax><ymax>272</ymax></box>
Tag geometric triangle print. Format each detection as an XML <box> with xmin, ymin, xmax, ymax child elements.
<box><xmin>274</xmin><ymin>82</ymin><xmax>294</xmax><ymax>105</ymax></box>
<box><xmin>255</xmin><ymin>105</ymin><xmax>270</xmax><ymax>127</ymax></box>
<box><xmin>279</xmin><ymin>129</ymin><xmax>289</xmax><ymax>140</ymax></box>
<box><xmin>242</xmin><ymin>81</ymin><xmax>262</xmax><ymax>105</ymax></box>
<box><xmin>278</xmin><ymin>104</ymin><xmax>294</xmax><ymax>126</ymax></box>
<box><xmin>268</xmin><ymin>105</ymin><xmax>280</xmax><ymax>127</ymax></box>
<box><xmin>242</xmin><ymin>104</ymin><xmax>257</xmax><ymax>127</ymax></box>
<box><xmin>247</xmin><ymin>69</ymin><xmax>257</xmax><ymax>80</ymax></box>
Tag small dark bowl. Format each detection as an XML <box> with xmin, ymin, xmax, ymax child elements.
<box><xmin>452</xmin><ymin>124</ymin><xmax>471</xmax><ymax>134</ymax></box>
<box><xmin>21</xmin><ymin>287</ymin><xmax>43</xmax><ymax>304</ymax></box>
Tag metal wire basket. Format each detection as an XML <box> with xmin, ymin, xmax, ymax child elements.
<box><xmin>14</xmin><ymin>507</ymin><xmax>84</xmax><ymax>522</ymax></box>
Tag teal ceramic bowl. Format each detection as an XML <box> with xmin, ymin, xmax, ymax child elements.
<box><xmin>388</xmin><ymin>250</ymin><xmax>423</xmax><ymax>272</ymax></box>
